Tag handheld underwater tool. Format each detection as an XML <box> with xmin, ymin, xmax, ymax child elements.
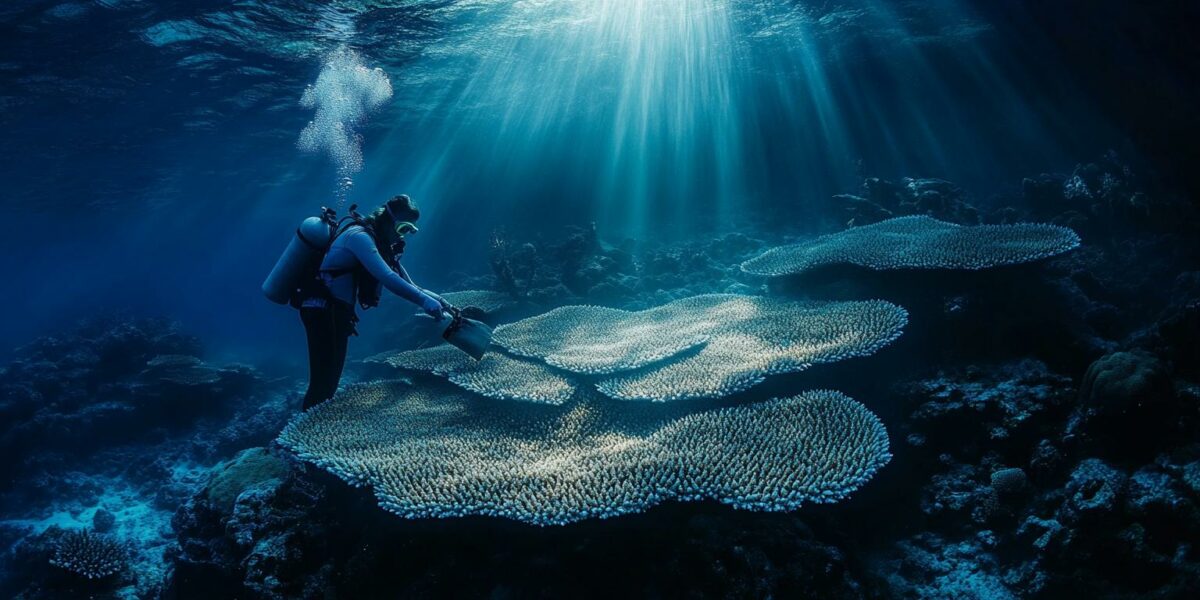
<box><xmin>441</xmin><ymin>306</ymin><xmax>493</xmax><ymax>360</ymax></box>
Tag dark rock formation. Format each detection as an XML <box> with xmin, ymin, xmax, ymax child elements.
<box><xmin>165</xmin><ymin>462</ymin><xmax>866</xmax><ymax>599</ymax></box>
<box><xmin>898</xmin><ymin>361</ymin><xmax>1075</xmax><ymax>457</ymax></box>
<box><xmin>0</xmin><ymin>317</ymin><xmax>295</xmax><ymax>599</ymax></box>
<box><xmin>833</xmin><ymin>177</ymin><xmax>980</xmax><ymax>227</ymax></box>
<box><xmin>1018</xmin><ymin>152</ymin><xmax>1199</xmax><ymax>241</ymax></box>
<box><xmin>0</xmin><ymin>317</ymin><xmax>271</xmax><ymax>485</ymax></box>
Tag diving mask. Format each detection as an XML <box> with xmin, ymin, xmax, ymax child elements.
<box><xmin>385</xmin><ymin>199</ymin><xmax>420</xmax><ymax>238</ymax></box>
<box><xmin>394</xmin><ymin>221</ymin><xmax>419</xmax><ymax>237</ymax></box>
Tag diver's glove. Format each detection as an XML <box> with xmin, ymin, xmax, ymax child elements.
<box><xmin>420</xmin><ymin>295</ymin><xmax>446</xmax><ymax>321</ymax></box>
<box><xmin>425</xmin><ymin>290</ymin><xmax>453</xmax><ymax>311</ymax></box>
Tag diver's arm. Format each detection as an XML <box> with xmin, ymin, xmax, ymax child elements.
<box><xmin>395</xmin><ymin>262</ymin><xmax>451</xmax><ymax>309</ymax></box>
<box><xmin>345</xmin><ymin>232</ymin><xmax>438</xmax><ymax>309</ymax></box>
<box><xmin>395</xmin><ymin>262</ymin><xmax>415</xmax><ymax>284</ymax></box>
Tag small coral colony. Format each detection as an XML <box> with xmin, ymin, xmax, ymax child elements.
<box><xmin>280</xmin><ymin>216</ymin><xmax>1080</xmax><ymax>526</ymax></box>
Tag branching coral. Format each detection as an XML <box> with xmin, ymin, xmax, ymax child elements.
<box><xmin>49</xmin><ymin>529</ymin><xmax>125</xmax><ymax>580</ymax></box>
<box><xmin>448</xmin><ymin>353</ymin><xmax>578</xmax><ymax>405</ymax></box>
<box><xmin>365</xmin><ymin>345</ymin><xmax>474</xmax><ymax>376</ymax></box>
<box><xmin>740</xmin><ymin>215</ymin><xmax>1080</xmax><ymax>277</ymax></box>
<box><xmin>278</xmin><ymin>382</ymin><xmax>891</xmax><ymax>526</ymax></box>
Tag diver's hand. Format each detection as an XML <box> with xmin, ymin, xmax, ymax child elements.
<box><xmin>420</xmin><ymin>295</ymin><xmax>445</xmax><ymax>320</ymax></box>
<box><xmin>423</xmin><ymin>290</ymin><xmax>452</xmax><ymax>311</ymax></box>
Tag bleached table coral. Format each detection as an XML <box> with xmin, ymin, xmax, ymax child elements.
<box><xmin>367</xmin><ymin>345</ymin><xmax>577</xmax><ymax>405</ymax></box>
<box><xmin>596</xmin><ymin>299</ymin><xmax>908</xmax><ymax>402</ymax></box>
<box><xmin>492</xmin><ymin>298</ymin><xmax>737</xmax><ymax>375</ymax></box>
<box><xmin>439</xmin><ymin>290</ymin><xmax>516</xmax><ymax>315</ymax></box>
<box><xmin>740</xmin><ymin>215</ymin><xmax>1080</xmax><ymax>277</ymax></box>
<box><xmin>278</xmin><ymin>381</ymin><xmax>891</xmax><ymax>526</ymax></box>
<box><xmin>376</xmin><ymin>295</ymin><xmax>907</xmax><ymax>403</ymax></box>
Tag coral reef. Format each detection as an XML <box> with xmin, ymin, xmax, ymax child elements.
<box><xmin>438</xmin><ymin>289</ymin><xmax>518</xmax><ymax>315</ymax></box>
<box><xmin>167</xmin><ymin>479</ymin><xmax>865</xmax><ymax>599</ymax></box>
<box><xmin>447</xmin><ymin>352</ymin><xmax>578</xmax><ymax>405</ymax></box>
<box><xmin>492</xmin><ymin>296</ymin><xmax>724</xmax><ymax>375</ymax></box>
<box><xmin>0</xmin><ymin>317</ymin><xmax>295</xmax><ymax>599</ymax></box>
<box><xmin>869</xmin><ymin>344</ymin><xmax>1200</xmax><ymax>598</ymax></box>
<box><xmin>1079</xmin><ymin>350</ymin><xmax>1171</xmax><ymax>415</ymax></box>
<box><xmin>740</xmin><ymin>215</ymin><xmax>1080</xmax><ymax>277</ymax></box>
<box><xmin>871</xmin><ymin>532</ymin><xmax>1027</xmax><ymax>599</ymax></box>
<box><xmin>834</xmin><ymin>177</ymin><xmax>982</xmax><ymax>227</ymax></box>
<box><xmin>594</xmin><ymin>298</ymin><xmax>907</xmax><ymax>402</ymax></box>
<box><xmin>179</xmin><ymin>162</ymin><xmax>1200</xmax><ymax>596</ymax></box>
<box><xmin>49</xmin><ymin>529</ymin><xmax>126</xmax><ymax>580</ymax></box>
<box><xmin>203</xmin><ymin>448</ymin><xmax>292</xmax><ymax>514</ymax></box>
<box><xmin>365</xmin><ymin>343</ymin><xmax>472</xmax><ymax>376</ymax></box>
<box><xmin>278</xmin><ymin>381</ymin><xmax>890</xmax><ymax>525</ymax></box>
<box><xmin>1021</xmin><ymin>152</ymin><xmax>1199</xmax><ymax>237</ymax></box>
<box><xmin>5</xmin><ymin>157</ymin><xmax>1200</xmax><ymax>597</ymax></box>
<box><xmin>899</xmin><ymin>361</ymin><xmax>1075</xmax><ymax>451</ymax></box>
<box><xmin>0</xmin><ymin>317</ymin><xmax>270</xmax><ymax>485</ymax></box>
<box><xmin>368</xmin><ymin>346</ymin><xmax>578</xmax><ymax>405</ymax></box>
<box><xmin>378</xmin><ymin>295</ymin><xmax>906</xmax><ymax>403</ymax></box>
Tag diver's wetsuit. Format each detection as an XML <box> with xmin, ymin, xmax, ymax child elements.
<box><xmin>299</xmin><ymin>303</ymin><xmax>354</xmax><ymax>410</ymax></box>
<box><xmin>300</xmin><ymin>225</ymin><xmax>438</xmax><ymax>409</ymax></box>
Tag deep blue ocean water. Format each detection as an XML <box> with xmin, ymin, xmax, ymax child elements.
<box><xmin>1</xmin><ymin>1</ymin><xmax>1198</xmax><ymax>598</ymax></box>
<box><xmin>3</xmin><ymin>0</ymin><xmax>1190</xmax><ymax>360</ymax></box>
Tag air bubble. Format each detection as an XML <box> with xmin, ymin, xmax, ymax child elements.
<box><xmin>297</xmin><ymin>47</ymin><xmax>393</xmax><ymax>207</ymax></box>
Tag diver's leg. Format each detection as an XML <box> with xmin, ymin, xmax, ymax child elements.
<box><xmin>300</xmin><ymin>307</ymin><xmax>337</xmax><ymax>409</ymax></box>
<box><xmin>326</xmin><ymin>305</ymin><xmax>353</xmax><ymax>395</ymax></box>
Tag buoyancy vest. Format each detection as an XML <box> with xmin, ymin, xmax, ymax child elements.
<box><xmin>300</xmin><ymin>218</ymin><xmax>400</xmax><ymax>310</ymax></box>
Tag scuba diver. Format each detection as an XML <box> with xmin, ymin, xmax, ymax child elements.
<box><xmin>295</xmin><ymin>195</ymin><xmax>446</xmax><ymax>410</ymax></box>
<box><xmin>296</xmin><ymin>194</ymin><xmax>447</xmax><ymax>409</ymax></box>
<box><xmin>263</xmin><ymin>193</ymin><xmax>492</xmax><ymax>410</ymax></box>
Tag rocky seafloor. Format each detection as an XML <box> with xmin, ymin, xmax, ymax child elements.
<box><xmin>2</xmin><ymin>155</ymin><xmax>1198</xmax><ymax>599</ymax></box>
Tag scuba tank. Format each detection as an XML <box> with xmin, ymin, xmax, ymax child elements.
<box><xmin>262</xmin><ymin>207</ymin><xmax>338</xmax><ymax>305</ymax></box>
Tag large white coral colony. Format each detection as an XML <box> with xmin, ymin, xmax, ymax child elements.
<box><xmin>284</xmin><ymin>216</ymin><xmax>1079</xmax><ymax>525</ymax></box>
<box><xmin>741</xmin><ymin>215</ymin><xmax>1081</xmax><ymax>277</ymax></box>
<box><xmin>278</xmin><ymin>382</ymin><xmax>891</xmax><ymax>526</ymax></box>
<box><xmin>373</xmin><ymin>295</ymin><xmax>907</xmax><ymax>403</ymax></box>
